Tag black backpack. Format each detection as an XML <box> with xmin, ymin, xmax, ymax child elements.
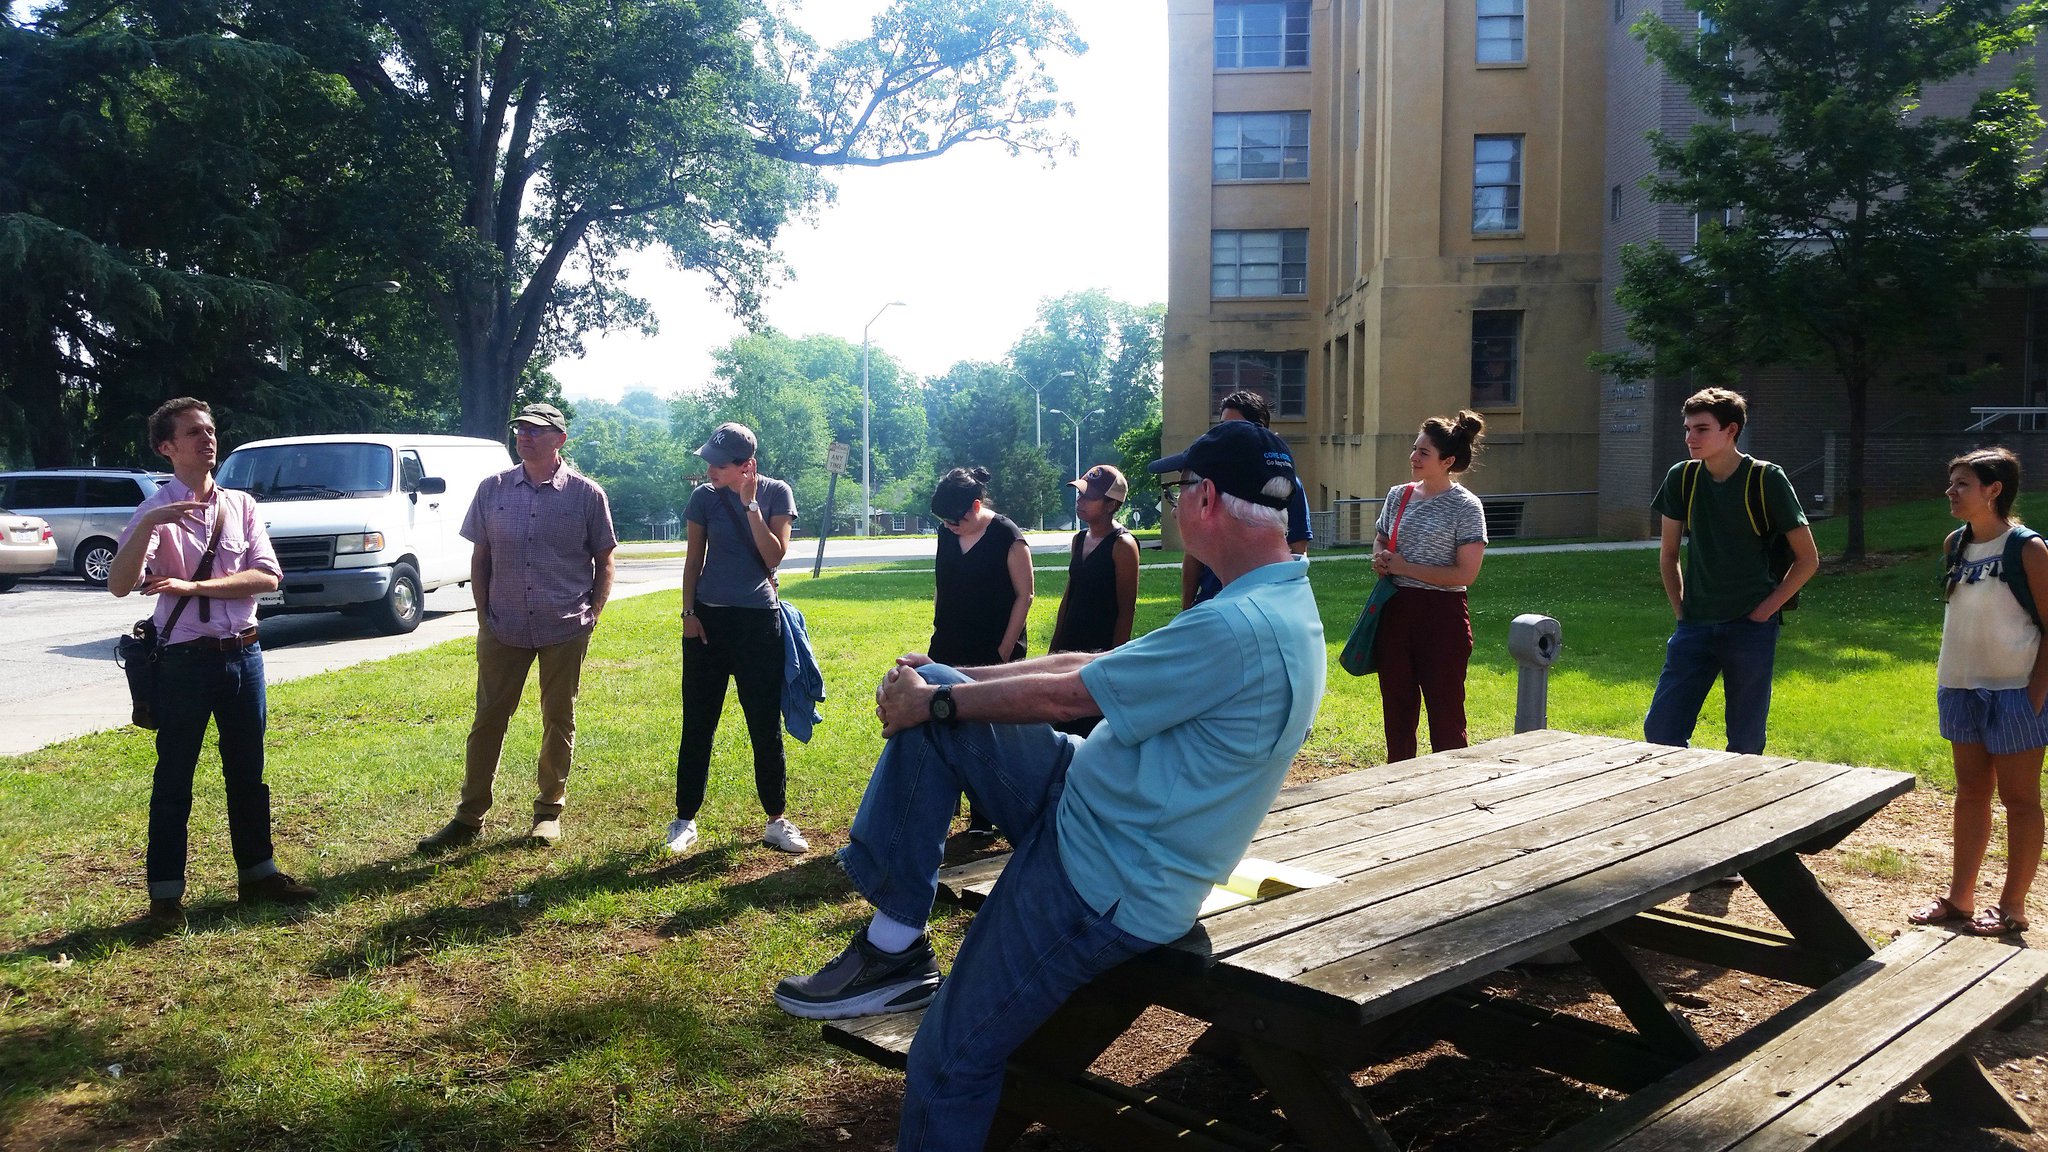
<box><xmin>1679</xmin><ymin>456</ymin><xmax>1800</xmax><ymax>611</ymax></box>
<box><xmin>1943</xmin><ymin>523</ymin><xmax>2044</xmax><ymax>630</ymax></box>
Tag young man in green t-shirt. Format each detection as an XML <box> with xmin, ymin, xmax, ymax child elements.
<box><xmin>1643</xmin><ymin>389</ymin><xmax>1819</xmax><ymax>754</ymax></box>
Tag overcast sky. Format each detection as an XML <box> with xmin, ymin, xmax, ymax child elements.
<box><xmin>548</xmin><ymin>0</ymin><xmax>1167</xmax><ymax>405</ymax></box>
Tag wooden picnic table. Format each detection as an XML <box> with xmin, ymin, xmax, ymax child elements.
<box><xmin>857</xmin><ymin>729</ymin><xmax>1938</xmax><ymax>1151</ymax></box>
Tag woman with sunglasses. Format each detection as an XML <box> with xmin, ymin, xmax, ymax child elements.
<box><xmin>928</xmin><ymin>466</ymin><xmax>1034</xmax><ymax>837</ymax></box>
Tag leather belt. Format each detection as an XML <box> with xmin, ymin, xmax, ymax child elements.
<box><xmin>170</xmin><ymin>627</ymin><xmax>260</xmax><ymax>652</ymax></box>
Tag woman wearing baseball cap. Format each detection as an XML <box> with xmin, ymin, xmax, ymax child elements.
<box><xmin>668</xmin><ymin>422</ymin><xmax>808</xmax><ymax>857</ymax></box>
<box><xmin>1048</xmin><ymin>465</ymin><xmax>1140</xmax><ymax>737</ymax></box>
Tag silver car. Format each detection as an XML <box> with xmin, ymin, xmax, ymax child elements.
<box><xmin>0</xmin><ymin>508</ymin><xmax>58</xmax><ymax>591</ymax></box>
<box><xmin>0</xmin><ymin>470</ymin><xmax>169</xmax><ymax>586</ymax></box>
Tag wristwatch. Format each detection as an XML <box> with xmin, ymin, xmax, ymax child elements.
<box><xmin>929</xmin><ymin>685</ymin><xmax>958</xmax><ymax>725</ymax></box>
<box><xmin>746</xmin><ymin>500</ymin><xmax>760</xmax><ymax>513</ymax></box>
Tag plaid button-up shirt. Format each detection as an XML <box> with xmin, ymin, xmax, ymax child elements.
<box><xmin>461</xmin><ymin>463</ymin><xmax>618</xmax><ymax>649</ymax></box>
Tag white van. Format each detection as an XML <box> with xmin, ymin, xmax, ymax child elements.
<box><xmin>216</xmin><ymin>434</ymin><xmax>512</xmax><ymax>634</ymax></box>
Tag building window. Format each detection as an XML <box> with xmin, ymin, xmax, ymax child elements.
<box><xmin>1610</xmin><ymin>184</ymin><xmax>1622</xmax><ymax>221</ymax></box>
<box><xmin>1212</xmin><ymin>229</ymin><xmax>1309</xmax><ymax>297</ymax></box>
<box><xmin>1477</xmin><ymin>0</ymin><xmax>1525</xmax><ymax>63</ymax></box>
<box><xmin>1215</xmin><ymin>0</ymin><xmax>1310</xmax><ymax>70</ymax></box>
<box><xmin>1214</xmin><ymin>111</ymin><xmax>1311</xmax><ymax>181</ymax></box>
<box><xmin>1472</xmin><ymin>311</ymin><xmax>1521</xmax><ymax>407</ymax></box>
<box><xmin>2029</xmin><ymin>286</ymin><xmax>2048</xmax><ymax>404</ymax></box>
<box><xmin>1473</xmin><ymin>135</ymin><xmax>1524</xmax><ymax>233</ymax></box>
<box><xmin>1211</xmin><ymin>351</ymin><xmax>1308</xmax><ymax>418</ymax></box>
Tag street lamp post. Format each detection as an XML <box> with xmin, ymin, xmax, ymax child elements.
<box><xmin>860</xmin><ymin>301</ymin><xmax>906</xmax><ymax>538</ymax></box>
<box><xmin>1017</xmin><ymin>368</ymin><xmax>1074</xmax><ymax>530</ymax></box>
<box><xmin>1046</xmin><ymin>406</ymin><xmax>1105</xmax><ymax>529</ymax></box>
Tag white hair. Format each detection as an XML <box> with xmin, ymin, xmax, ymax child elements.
<box><xmin>1184</xmin><ymin>472</ymin><xmax>1289</xmax><ymax>532</ymax></box>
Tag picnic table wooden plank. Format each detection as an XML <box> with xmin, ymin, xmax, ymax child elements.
<box><xmin>1596</xmin><ymin>933</ymin><xmax>2024</xmax><ymax>1151</ymax></box>
<box><xmin>1244</xmin><ymin>740</ymin><xmax>1721</xmax><ymax>866</ymax></box>
<box><xmin>1289</xmin><ymin>769</ymin><xmax>1911</xmax><ymax>1018</ymax></box>
<box><xmin>1195</xmin><ymin>754</ymin><xmax>1808</xmax><ymax>964</ymax></box>
<box><xmin>936</xmin><ymin>731</ymin><xmax>1617</xmax><ymax>907</ymax></box>
<box><xmin>1260</xmin><ymin>728</ymin><xmax>1590</xmax><ymax>817</ymax></box>
<box><xmin>1740</xmin><ymin>948</ymin><xmax>2048</xmax><ymax>1150</ymax></box>
<box><xmin>1249</xmin><ymin>732</ymin><xmax>1635</xmax><ymax>844</ymax></box>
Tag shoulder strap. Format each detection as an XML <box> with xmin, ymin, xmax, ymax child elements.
<box><xmin>1744</xmin><ymin>457</ymin><xmax>1771</xmax><ymax>536</ymax></box>
<box><xmin>2006</xmin><ymin>526</ymin><xmax>2043</xmax><ymax>629</ymax></box>
<box><xmin>1680</xmin><ymin>460</ymin><xmax>1701</xmax><ymax>531</ymax></box>
<box><xmin>1387</xmin><ymin>484</ymin><xmax>1416</xmax><ymax>550</ymax></box>
<box><xmin>159</xmin><ymin>508</ymin><xmax>226</xmax><ymax>641</ymax></box>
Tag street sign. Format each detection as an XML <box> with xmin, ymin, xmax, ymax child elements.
<box><xmin>827</xmin><ymin>441</ymin><xmax>850</xmax><ymax>475</ymax></box>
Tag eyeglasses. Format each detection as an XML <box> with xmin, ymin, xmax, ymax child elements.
<box><xmin>512</xmin><ymin>425</ymin><xmax>559</xmax><ymax>439</ymax></box>
<box><xmin>937</xmin><ymin>515</ymin><xmax>962</xmax><ymax>528</ymax></box>
<box><xmin>1161</xmin><ymin>477</ymin><xmax>1202</xmax><ymax>509</ymax></box>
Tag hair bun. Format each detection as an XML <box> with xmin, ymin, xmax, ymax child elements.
<box><xmin>1454</xmin><ymin>410</ymin><xmax>1486</xmax><ymax>440</ymax></box>
<box><xmin>969</xmin><ymin>466</ymin><xmax>992</xmax><ymax>484</ymax></box>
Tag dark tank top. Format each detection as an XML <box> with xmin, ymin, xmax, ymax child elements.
<box><xmin>930</xmin><ymin>513</ymin><xmax>1025</xmax><ymax>666</ymax></box>
<box><xmin>1050</xmin><ymin>526</ymin><xmax>1131</xmax><ymax>654</ymax></box>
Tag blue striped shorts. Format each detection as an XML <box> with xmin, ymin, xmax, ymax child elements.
<box><xmin>1938</xmin><ymin>687</ymin><xmax>2048</xmax><ymax>756</ymax></box>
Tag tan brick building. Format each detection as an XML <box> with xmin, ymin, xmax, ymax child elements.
<box><xmin>1165</xmin><ymin>0</ymin><xmax>2046</xmax><ymax>545</ymax></box>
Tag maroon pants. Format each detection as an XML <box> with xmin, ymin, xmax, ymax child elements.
<box><xmin>1373</xmin><ymin>586</ymin><xmax>1473</xmax><ymax>763</ymax></box>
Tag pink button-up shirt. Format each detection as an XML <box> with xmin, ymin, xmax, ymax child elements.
<box><xmin>461</xmin><ymin>462</ymin><xmax>617</xmax><ymax>649</ymax></box>
<box><xmin>117</xmin><ymin>477</ymin><xmax>282</xmax><ymax>645</ymax></box>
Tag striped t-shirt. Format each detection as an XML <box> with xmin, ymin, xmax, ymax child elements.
<box><xmin>1375</xmin><ymin>483</ymin><xmax>1488</xmax><ymax>591</ymax></box>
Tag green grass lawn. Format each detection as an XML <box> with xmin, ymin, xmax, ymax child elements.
<box><xmin>0</xmin><ymin>498</ymin><xmax>1962</xmax><ymax>1150</ymax></box>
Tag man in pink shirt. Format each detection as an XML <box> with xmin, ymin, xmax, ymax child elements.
<box><xmin>108</xmin><ymin>398</ymin><xmax>318</xmax><ymax>928</ymax></box>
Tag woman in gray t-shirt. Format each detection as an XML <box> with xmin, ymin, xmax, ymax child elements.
<box><xmin>1370</xmin><ymin>411</ymin><xmax>1489</xmax><ymax>763</ymax></box>
<box><xmin>669</xmin><ymin>422</ymin><xmax>807</xmax><ymax>858</ymax></box>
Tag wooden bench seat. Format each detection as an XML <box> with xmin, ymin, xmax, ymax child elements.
<box><xmin>1534</xmin><ymin>929</ymin><xmax>2048</xmax><ymax>1151</ymax></box>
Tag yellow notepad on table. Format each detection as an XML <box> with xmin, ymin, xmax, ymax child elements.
<box><xmin>1198</xmin><ymin>858</ymin><xmax>1338</xmax><ymax>916</ymax></box>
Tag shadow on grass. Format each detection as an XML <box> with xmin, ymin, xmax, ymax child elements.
<box><xmin>0</xmin><ymin>1018</ymin><xmax>120</xmax><ymax>1138</ymax></box>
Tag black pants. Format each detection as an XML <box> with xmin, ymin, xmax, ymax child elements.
<box><xmin>677</xmin><ymin>604</ymin><xmax>786</xmax><ymax>820</ymax></box>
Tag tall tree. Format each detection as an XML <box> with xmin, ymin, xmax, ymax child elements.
<box><xmin>218</xmin><ymin>0</ymin><xmax>1086</xmax><ymax>439</ymax></box>
<box><xmin>1007</xmin><ymin>289</ymin><xmax>1163</xmax><ymax>518</ymax></box>
<box><xmin>925</xmin><ymin>359</ymin><xmax>1062</xmax><ymax>529</ymax></box>
<box><xmin>1594</xmin><ymin>0</ymin><xmax>2047</xmax><ymax>558</ymax></box>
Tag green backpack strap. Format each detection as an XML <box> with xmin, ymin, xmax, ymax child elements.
<box><xmin>1745</xmin><ymin>456</ymin><xmax>1771</xmax><ymax>536</ymax></box>
<box><xmin>2005</xmin><ymin>525</ymin><xmax>2044</xmax><ymax>630</ymax></box>
<box><xmin>1680</xmin><ymin>460</ymin><xmax>1702</xmax><ymax>533</ymax></box>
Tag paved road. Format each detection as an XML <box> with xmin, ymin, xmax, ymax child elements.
<box><xmin>2</xmin><ymin>531</ymin><xmax>1076</xmax><ymax>757</ymax></box>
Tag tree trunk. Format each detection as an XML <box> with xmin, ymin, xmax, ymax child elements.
<box><xmin>1842</xmin><ymin>364</ymin><xmax>1868</xmax><ymax>561</ymax></box>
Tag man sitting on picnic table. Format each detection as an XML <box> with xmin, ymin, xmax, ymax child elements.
<box><xmin>774</xmin><ymin>420</ymin><xmax>1326</xmax><ymax>1150</ymax></box>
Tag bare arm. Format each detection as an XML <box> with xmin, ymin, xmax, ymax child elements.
<box><xmin>1179</xmin><ymin>555</ymin><xmax>1201</xmax><ymax>611</ymax></box>
<box><xmin>1659</xmin><ymin>515</ymin><xmax>1685</xmax><ymax>618</ymax></box>
<box><xmin>141</xmin><ymin>567</ymin><xmax>278</xmax><ymax>601</ymax></box>
<box><xmin>681</xmin><ymin>519</ymin><xmax>707</xmax><ymax>640</ymax></box>
<box><xmin>750</xmin><ymin>511</ymin><xmax>792</xmax><ymax>568</ymax></box>
<box><xmin>999</xmin><ymin>539</ymin><xmax>1034</xmax><ymax>659</ymax></box>
<box><xmin>1111</xmin><ymin>534</ymin><xmax>1140</xmax><ymax>646</ymax></box>
<box><xmin>1290</xmin><ymin>538</ymin><xmax>1309</xmax><ymax>557</ymax></box>
<box><xmin>591</xmin><ymin>547</ymin><xmax>615</xmax><ymax>620</ymax></box>
<box><xmin>876</xmin><ymin>662</ymin><xmax>1101</xmax><ymax>736</ymax></box>
<box><xmin>2024</xmin><ymin>537</ymin><xmax>2048</xmax><ymax>714</ymax></box>
<box><xmin>1748</xmin><ymin>524</ymin><xmax>1819</xmax><ymax>621</ymax></box>
<box><xmin>1376</xmin><ymin>540</ymin><xmax>1485</xmax><ymax>588</ymax></box>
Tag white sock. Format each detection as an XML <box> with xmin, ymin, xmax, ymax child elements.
<box><xmin>866</xmin><ymin>911</ymin><xmax>925</xmax><ymax>953</ymax></box>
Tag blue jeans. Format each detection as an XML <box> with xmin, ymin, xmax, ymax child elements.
<box><xmin>835</xmin><ymin>665</ymin><xmax>1153</xmax><ymax>1152</ymax></box>
<box><xmin>1643</xmin><ymin>616</ymin><xmax>1781</xmax><ymax>756</ymax></box>
<box><xmin>148</xmin><ymin>644</ymin><xmax>279</xmax><ymax>899</ymax></box>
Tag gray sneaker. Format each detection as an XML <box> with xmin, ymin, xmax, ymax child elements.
<box><xmin>417</xmin><ymin>819</ymin><xmax>481</xmax><ymax>855</ymax></box>
<box><xmin>773</xmin><ymin>928</ymin><xmax>943</xmax><ymax>1019</ymax></box>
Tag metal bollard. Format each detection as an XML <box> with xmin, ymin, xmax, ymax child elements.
<box><xmin>1507</xmin><ymin>614</ymin><xmax>1563</xmax><ymax>734</ymax></box>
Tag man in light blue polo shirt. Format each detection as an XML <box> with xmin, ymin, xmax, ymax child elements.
<box><xmin>774</xmin><ymin>421</ymin><xmax>1325</xmax><ymax>1152</ymax></box>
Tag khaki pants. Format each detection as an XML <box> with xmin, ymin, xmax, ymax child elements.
<box><xmin>457</xmin><ymin>625</ymin><xmax>591</xmax><ymax>825</ymax></box>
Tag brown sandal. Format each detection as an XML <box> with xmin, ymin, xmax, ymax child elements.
<box><xmin>1968</xmin><ymin>905</ymin><xmax>2030</xmax><ymax>936</ymax></box>
<box><xmin>1907</xmin><ymin>895</ymin><xmax>1971</xmax><ymax>925</ymax></box>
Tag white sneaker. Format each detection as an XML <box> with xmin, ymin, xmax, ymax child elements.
<box><xmin>664</xmin><ymin>818</ymin><xmax>698</xmax><ymax>855</ymax></box>
<box><xmin>763</xmin><ymin>816</ymin><xmax>809</xmax><ymax>854</ymax></box>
